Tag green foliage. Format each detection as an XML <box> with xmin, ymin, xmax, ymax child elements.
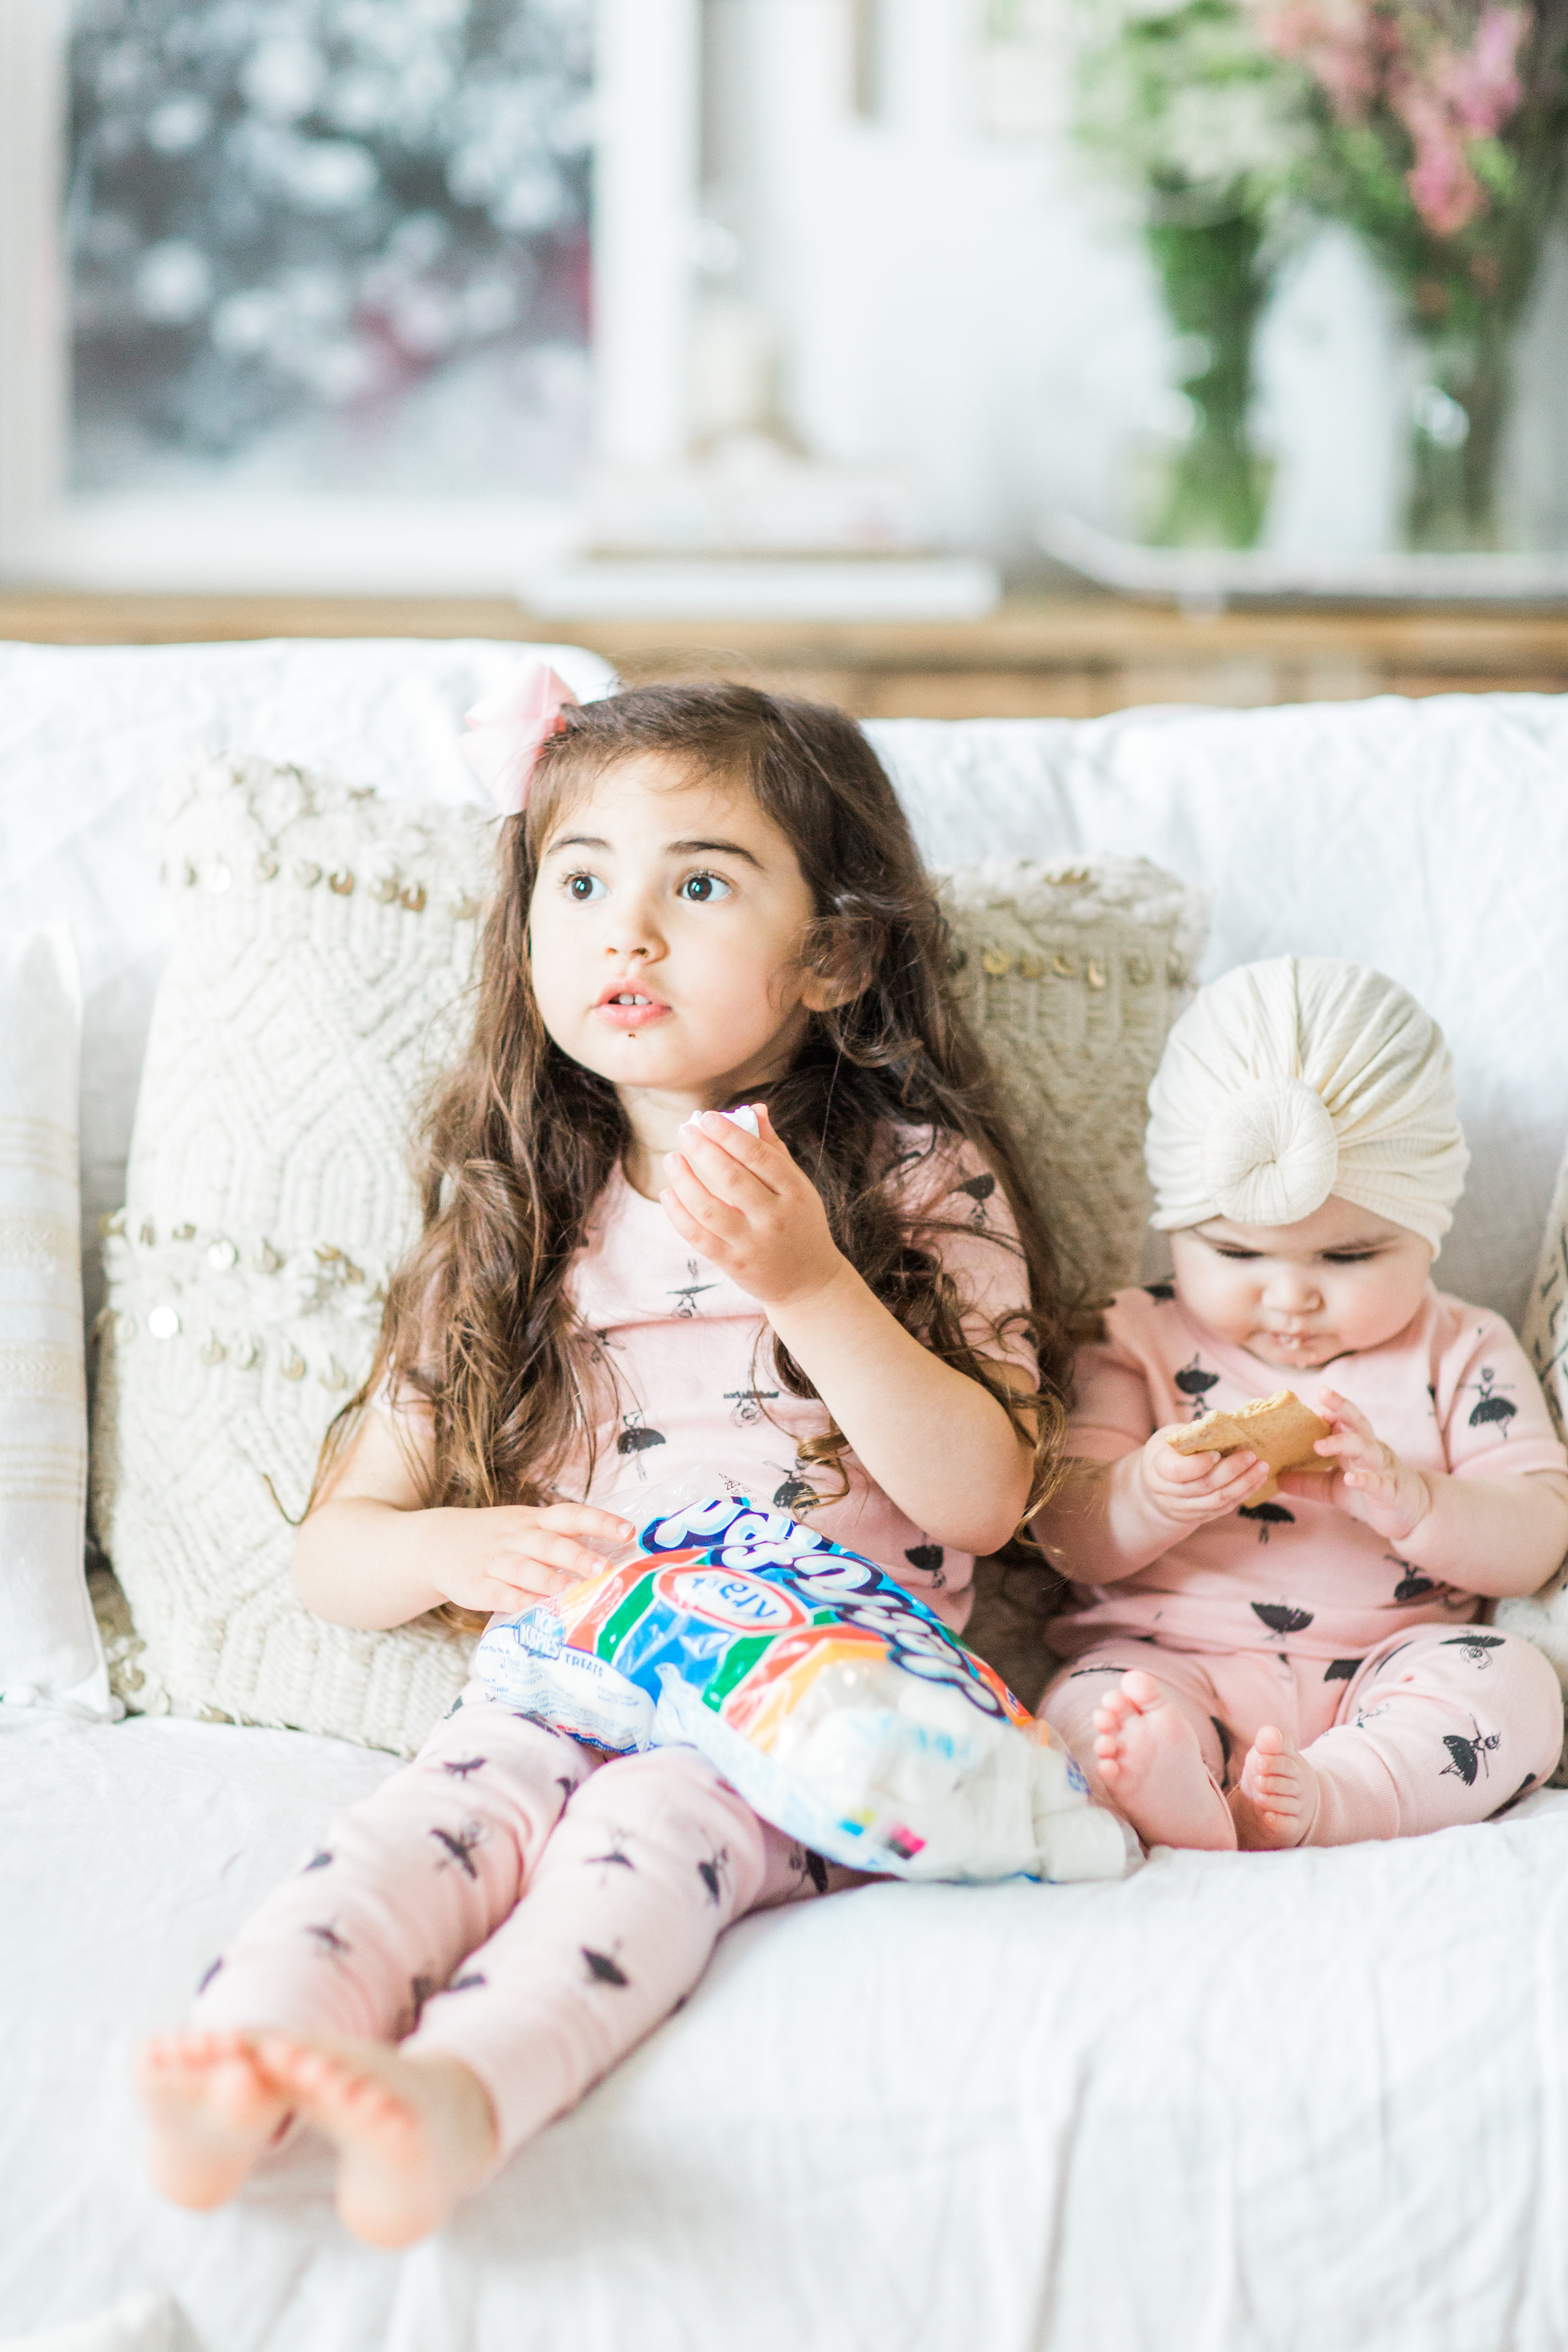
<box><xmin>1075</xmin><ymin>0</ymin><xmax>1310</xmax><ymax>225</ymax></box>
<box><xmin>1072</xmin><ymin>0</ymin><xmax>1303</xmax><ymax>545</ymax></box>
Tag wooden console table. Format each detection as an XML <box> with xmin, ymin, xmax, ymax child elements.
<box><xmin>5</xmin><ymin>590</ymin><xmax>1568</xmax><ymax>719</ymax></box>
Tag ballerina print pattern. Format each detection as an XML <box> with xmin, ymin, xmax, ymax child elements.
<box><xmin>1049</xmin><ymin>1285</ymin><xmax>1567</xmax><ymax>1664</ymax></box>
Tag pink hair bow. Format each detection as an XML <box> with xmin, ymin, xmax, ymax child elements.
<box><xmin>460</xmin><ymin>657</ymin><xmax>579</xmax><ymax>817</ymax></box>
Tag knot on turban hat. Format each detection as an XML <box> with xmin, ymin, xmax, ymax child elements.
<box><xmin>1145</xmin><ymin>957</ymin><xmax>1468</xmax><ymax>1254</ymax></box>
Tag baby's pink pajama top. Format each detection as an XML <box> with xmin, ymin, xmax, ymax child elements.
<box><xmin>1051</xmin><ymin>1284</ymin><xmax>1567</xmax><ymax>1660</ymax></box>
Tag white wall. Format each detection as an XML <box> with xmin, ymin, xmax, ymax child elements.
<box><xmin>702</xmin><ymin>0</ymin><xmax>1565</xmax><ymax>572</ymax></box>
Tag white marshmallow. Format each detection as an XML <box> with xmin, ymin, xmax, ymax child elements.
<box><xmin>683</xmin><ymin>1105</ymin><xmax>760</xmax><ymax>1139</ymax></box>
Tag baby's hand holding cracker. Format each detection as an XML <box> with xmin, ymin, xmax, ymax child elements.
<box><xmin>1282</xmin><ymin>1388</ymin><xmax>1433</xmax><ymax>1542</ymax></box>
<box><xmin>1137</xmin><ymin>1422</ymin><xmax>1274</xmax><ymax>1525</ymax></box>
<box><xmin>1168</xmin><ymin>1390</ymin><xmax>1332</xmax><ymax>1504</ymax></box>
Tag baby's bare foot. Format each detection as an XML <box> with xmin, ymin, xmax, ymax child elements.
<box><xmin>1230</xmin><ymin>1724</ymin><xmax>1318</xmax><ymax>1850</ymax></box>
<box><xmin>135</xmin><ymin>2029</ymin><xmax>292</xmax><ymax>2210</ymax></box>
<box><xmin>1092</xmin><ymin>1670</ymin><xmax>1237</xmax><ymax>1851</ymax></box>
<box><xmin>253</xmin><ymin>2033</ymin><xmax>498</xmax><ymax>2247</ymax></box>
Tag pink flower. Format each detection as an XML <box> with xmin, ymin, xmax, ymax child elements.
<box><xmin>1247</xmin><ymin>0</ymin><xmax>1379</xmax><ymax>118</ymax></box>
<box><xmin>1438</xmin><ymin>3</ymin><xmax>1525</xmax><ymax>137</ymax></box>
<box><xmin>1396</xmin><ymin>86</ymin><xmax>1484</xmax><ymax>233</ymax></box>
<box><xmin>1390</xmin><ymin>5</ymin><xmax>1526</xmax><ymax>234</ymax></box>
<box><xmin>1249</xmin><ymin>1</ymin><xmax>1532</xmax><ymax>239</ymax></box>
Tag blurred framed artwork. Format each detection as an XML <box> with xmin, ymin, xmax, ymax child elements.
<box><xmin>0</xmin><ymin>0</ymin><xmax>698</xmax><ymax>590</ymax></box>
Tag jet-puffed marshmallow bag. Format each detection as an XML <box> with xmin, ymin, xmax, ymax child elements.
<box><xmin>476</xmin><ymin>1473</ymin><xmax>1133</xmax><ymax>1884</ymax></box>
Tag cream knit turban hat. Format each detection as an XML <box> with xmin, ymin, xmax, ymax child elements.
<box><xmin>1145</xmin><ymin>957</ymin><xmax>1469</xmax><ymax>1255</ymax></box>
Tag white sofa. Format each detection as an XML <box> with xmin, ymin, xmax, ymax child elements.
<box><xmin>5</xmin><ymin>642</ymin><xmax>1568</xmax><ymax>2352</ymax></box>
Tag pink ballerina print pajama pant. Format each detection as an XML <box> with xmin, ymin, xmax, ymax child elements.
<box><xmin>192</xmin><ymin>1689</ymin><xmax>850</xmax><ymax>2159</ymax></box>
<box><xmin>1041</xmin><ymin>1624</ymin><xmax>1563</xmax><ymax>1844</ymax></box>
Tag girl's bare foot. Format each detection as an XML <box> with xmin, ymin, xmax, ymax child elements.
<box><xmin>1230</xmin><ymin>1725</ymin><xmax>1318</xmax><ymax>1850</ymax></box>
<box><xmin>253</xmin><ymin>2033</ymin><xmax>498</xmax><ymax>2247</ymax></box>
<box><xmin>1092</xmin><ymin>1671</ymin><xmax>1237</xmax><ymax>1851</ymax></box>
<box><xmin>135</xmin><ymin>2030</ymin><xmax>293</xmax><ymax>2210</ymax></box>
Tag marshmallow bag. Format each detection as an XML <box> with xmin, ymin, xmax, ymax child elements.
<box><xmin>476</xmin><ymin>1475</ymin><xmax>1131</xmax><ymax>1884</ymax></box>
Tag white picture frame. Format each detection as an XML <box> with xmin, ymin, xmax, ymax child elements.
<box><xmin>0</xmin><ymin>0</ymin><xmax>698</xmax><ymax>593</ymax></box>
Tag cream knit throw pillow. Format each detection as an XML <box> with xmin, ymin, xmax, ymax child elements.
<box><xmin>1495</xmin><ymin>1138</ymin><xmax>1568</xmax><ymax>1727</ymax></box>
<box><xmin>90</xmin><ymin>757</ymin><xmax>493</xmax><ymax>1753</ymax></box>
<box><xmin>91</xmin><ymin>764</ymin><xmax>1204</xmax><ymax>1756</ymax></box>
<box><xmin>936</xmin><ymin>858</ymin><xmax>1207</xmax><ymax>1303</ymax></box>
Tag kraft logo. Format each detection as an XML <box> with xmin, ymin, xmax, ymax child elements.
<box><xmin>653</xmin><ymin>1566</ymin><xmax>810</xmax><ymax>1635</ymax></box>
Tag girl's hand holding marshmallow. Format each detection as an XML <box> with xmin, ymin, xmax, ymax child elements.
<box><xmin>662</xmin><ymin>1105</ymin><xmax>845</xmax><ymax>1313</ymax></box>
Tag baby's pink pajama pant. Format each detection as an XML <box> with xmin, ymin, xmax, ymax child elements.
<box><xmin>1041</xmin><ymin>1624</ymin><xmax>1563</xmax><ymax>1843</ymax></box>
<box><xmin>193</xmin><ymin>1689</ymin><xmax>844</xmax><ymax>2159</ymax></box>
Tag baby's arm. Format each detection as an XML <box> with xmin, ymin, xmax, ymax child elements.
<box><xmin>1034</xmin><ymin>1430</ymin><xmax>1273</xmax><ymax>1581</ymax></box>
<box><xmin>295</xmin><ymin>1404</ymin><xmax>631</xmax><ymax>1630</ymax></box>
<box><xmin>662</xmin><ymin>1108</ymin><xmax>1032</xmax><ymax>1555</ymax></box>
<box><xmin>1278</xmin><ymin>1388</ymin><xmax>1568</xmax><ymax>1599</ymax></box>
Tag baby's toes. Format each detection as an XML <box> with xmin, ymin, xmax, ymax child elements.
<box><xmin>1252</xmin><ymin>1776</ymin><xmax>1297</xmax><ymax>1815</ymax></box>
<box><xmin>254</xmin><ymin>2035</ymin><xmax>332</xmax><ymax>2102</ymax></box>
<box><xmin>1118</xmin><ymin>1670</ymin><xmax>1164</xmax><ymax>1713</ymax></box>
<box><xmin>1091</xmin><ymin>1691</ymin><xmax>1136</xmax><ymax>1739</ymax></box>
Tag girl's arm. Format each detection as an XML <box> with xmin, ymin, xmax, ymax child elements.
<box><xmin>295</xmin><ymin>1405</ymin><xmax>631</xmax><ymax>1630</ymax></box>
<box><xmin>661</xmin><ymin>1111</ymin><xmax>1025</xmax><ymax>1556</ymax></box>
<box><xmin>765</xmin><ymin>1260</ymin><xmax>1032</xmax><ymax>1554</ymax></box>
<box><xmin>1278</xmin><ymin>1389</ymin><xmax>1568</xmax><ymax>1600</ymax></box>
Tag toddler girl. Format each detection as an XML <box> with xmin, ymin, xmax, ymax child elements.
<box><xmin>1036</xmin><ymin>956</ymin><xmax>1568</xmax><ymax>1854</ymax></box>
<box><xmin>137</xmin><ymin>672</ymin><xmax>1068</xmax><ymax>2246</ymax></box>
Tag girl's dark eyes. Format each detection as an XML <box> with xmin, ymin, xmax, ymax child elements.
<box><xmin>678</xmin><ymin>872</ymin><xmax>731</xmax><ymax>903</ymax></box>
<box><xmin>566</xmin><ymin>872</ymin><xmax>605</xmax><ymax>902</ymax></box>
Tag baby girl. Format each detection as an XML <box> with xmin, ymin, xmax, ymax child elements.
<box><xmin>1035</xmin><ymin>956</ymin><xmax>1568</xmax><ymax>1852</ymax></box>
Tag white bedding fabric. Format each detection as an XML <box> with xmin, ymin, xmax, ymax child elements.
<box><xmin>4</xmin><ymin>1710</ymin><xmax>1568</xmax><ymax>2352</ymax></box>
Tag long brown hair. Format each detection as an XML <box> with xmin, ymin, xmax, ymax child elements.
<box><xmin>314</xmin><ymin>683</ymin><xmax>1072</xmax><ymax>1581</ymax></box>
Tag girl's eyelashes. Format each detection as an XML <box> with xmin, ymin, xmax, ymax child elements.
<box><xmin>678</xmin><ymin>870</ymin><xmax>732</xmax><ymax>904</ymax></box>
<box><xmin>557</xmin><ymin>869</ymin><xmax>732</xmax><ymax>906</ymax></box>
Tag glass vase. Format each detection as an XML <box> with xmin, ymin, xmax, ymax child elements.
<box><xmin>1405</xmin><ymin>321</ymin><xmax>1512</xmax><ymax>553</ymax></box>
<box><xmin>1141</xmin><ymin>208</ymin><xmax>1273</xmax><ymax>550</ymax></box>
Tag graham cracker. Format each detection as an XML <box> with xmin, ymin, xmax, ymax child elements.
<box><xmin>1168</xmin><ymin>1389</ymin><xmax>1333</xmax><ymax>1502</ymax></box>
